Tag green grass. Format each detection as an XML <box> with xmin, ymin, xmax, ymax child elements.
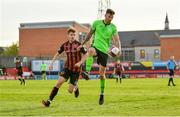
<box><xmin>0</xmin><ymin>78</ymin><xmax>180</xmax><ymax>116</ymax></box>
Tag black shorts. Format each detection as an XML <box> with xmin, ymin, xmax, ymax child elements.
<box><xmin>169</xmin><ymin>69</ymin><xmax>174</xmax><ymax>76</ymax></box>
<box><xmin>93</xmin><ymin>47</ymin><xmax>108</xmax><ymax>67</ymax></box>
<box><xmin>17</xmin><ymin>68</ymin><xmax>23</xmax><ymax>77</ymax></box>
<box><xmin>41</xmin><ymin>71</ymin><xmax>46</xmax><ymax>74</ymax></box>
<box><xmin>60</xmin><ymin>68</ymin><xmax>80</xmax><ymax>85</ymax></box>
<box><xmin>115</xmin><ymin>72</ymin><xmax>122</xmax><ymax>76</ymax></box>
<box><xmin>17</xmin><ymin>71</ymin><xmax>23</xmax><ymax>77</ymax></box>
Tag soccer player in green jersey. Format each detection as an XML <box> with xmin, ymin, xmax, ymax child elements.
<box><xmin>40</xmin><ymin>61</ymin><xmax>47</xmax><ymax>80</ymax></box>
<box><xmin>75</xmin><ymin>9</ymin><xmax>121</xmax><ymax>105</ymax></box>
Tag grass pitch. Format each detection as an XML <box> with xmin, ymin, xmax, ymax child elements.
<box><xmin>0</xmin><ymin>78</ymin><xmax>180</xmax><ymax>116</ymax></box>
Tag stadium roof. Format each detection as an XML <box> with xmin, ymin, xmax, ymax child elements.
<box><xmin>119</xmin><ymin>29</ymin><xmax>180</xmax><ymax>48</ymax></box>
<box><xmin>19</xmin><ymin>21</ymin><xmax>89</xmax><ymax>30</ymax></box>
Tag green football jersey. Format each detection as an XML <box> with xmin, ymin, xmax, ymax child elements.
<box><xmin>92</xmin><ymin>20</ymin><xmax>118</xmax><ymax>54</ymax></box>
<box><xmin>40</xmin><ymin>63</ymin><xmax>47</xmax><ymax>71</ymax></box>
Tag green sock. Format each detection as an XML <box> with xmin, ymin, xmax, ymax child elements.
<box><xmin>86</xmin><ymin>57</ymin><xmax>93</xmax><ymax>72</ymax></box>
<box><xmin>100</xmin><ymin>79</ymin><xmax>105</xmax><ymax>95</ymax></box>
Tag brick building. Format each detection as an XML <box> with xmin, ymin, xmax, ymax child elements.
<box><xmin>119</xmin><ymin>29</ymin><xmax>180</xmax><ymax>61</ymax></box>
<box><xmin>160</xmin><ymin>35</ymin><xmax>180</xmax><ymax>61</ymax></box>
<box><xmin>119</xmin><ymin>14</ymin><xmax>180</xmax><ymax>61</ymax></box>
<box><xmin>19</xmin><ymin>15</ymin><xmax>180</xmax><ymax>61</ymax></box>
<box><xmin>19</xmin><ymin>21</ymin><xmax>90</xmax><ymax>58</ymax></box>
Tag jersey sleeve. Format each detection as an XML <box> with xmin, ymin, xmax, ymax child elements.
<box><xmin>58</xmin><ymin>44</ymin><xmax>64</xmax><ymax>54</ymax></box>
<box><xmin>92</xmin><ymin>20</ymin><xmax>98</xmax><ymax>32</ymax></box>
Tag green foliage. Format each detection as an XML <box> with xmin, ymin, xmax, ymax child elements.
<box><xmin>0</xmin><ymin>43</ymin><xmax>19</xmax><ymax>56</ymax></box>
<box><xmin>0</xmin><ymin>78</ymin><xmax>180</xmax><ymax>116</ymax></box>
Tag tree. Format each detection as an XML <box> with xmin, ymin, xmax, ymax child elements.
<box><xmin>0</xmin><ymin>43</ymin><xmax>19</xmax><ymax>56</ymax></box>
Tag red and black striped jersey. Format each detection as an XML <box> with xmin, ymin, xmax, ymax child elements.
<box><xmin>15</xmin><ymin>61</ymin><xmax>22</xmax><ymax>69</ymax></box>
<box><xmin>115</xmin><ymin>63</ymin><xmax>123</xmax><ymax>74</ymax></box>
<box><xmin>58</xmin><ymin>40</ymin><xmax>86</xmax><ymax>72</ymax></box>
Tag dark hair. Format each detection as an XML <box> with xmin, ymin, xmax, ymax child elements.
<box><xmin>67</xmin><ymin>27</ymin><xmax>76</xmax><ymax>34</ymax></box>
<box><xmin>16</xmin><ymin>57</ymin><xmax>20</xmax><ymax>60</ymax></box>
<box><xmin>106</xmin><ymin>9</ymin><xmax>115</xmax><ymax>15</ymax></box>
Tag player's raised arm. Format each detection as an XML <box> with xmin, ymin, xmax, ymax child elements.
<box><xmin>82</xmin><ymin>29</ymin><xmax>95</xmax><ymax>45</ymax></box>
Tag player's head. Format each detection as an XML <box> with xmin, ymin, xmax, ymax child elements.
<box><xmin>67</xmin><ymin>27</ymin><xmax>76</xmax><ymax>42</ymax></box>
<box><xmin>16</xmin><ymin>57</ymin><xmax>20</xmax><ymax>62</ymax></box>
<box><xmin>170</xmin><ymin>56</ymin><xmax>174</xmax><ymax>60</ymax></box>
<box><xmin>105</xmin><ymin>9</ymin><xmax>115</xmax><ymax>23</ymax></box>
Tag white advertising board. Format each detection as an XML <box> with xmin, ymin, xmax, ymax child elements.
<box><xmin>32</xmin><ymin>60</ymin><xmax>60</xmax><ymax>72</ymax></box>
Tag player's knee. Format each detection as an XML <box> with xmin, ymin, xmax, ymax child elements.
<box><xmin>99</xmin><ymin>69</ymin><xmax>105</xmax><ymax>77</ymax></box>
<box><xmin>88</xmin><ymin>48</ymin><xmax>95</xmax><ymax>56</ymax></box>
<box><xmin>68</xmin><ymin>89</ymin><xmax>73</xmax><ymax>93</ymax></box>
<box><xmin>55</xmin><ymin>81</ymin><xmax>63</xmax><ymax>88</ymax></box>
<box><xmin>99</xmin><ymin>75</ymin><xmax>105</xmax><ymax>79</ymax></box>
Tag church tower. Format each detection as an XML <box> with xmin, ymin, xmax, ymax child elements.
<box><xmin>164</xmin><ymin>13</ymin><xmax>169</xmax><ymax>30</ymax></box>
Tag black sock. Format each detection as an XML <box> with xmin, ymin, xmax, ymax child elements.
<box><xmin>18</xmin><ymin>78</ymin><xmax>22</xmax><ymax>82</ymax></box>
<box><xmin>22</xmin><ymin>79</ymin><xmax>25</xmax><ymax>85</ymax></box>
<box><xmin>49</xmin><ymin>87</ymin><xmax>59</xmax><ymax>101</ymax></box>
<box><xmin>170</xmin><ymin>78</ymin><xmax>173</xmax><ymax>85</ymax></box>
<box><xmin>171</xmin><ymin>78</ymin><xmax>175</xmax><ymax>85</ymax></box>
<box><xmin>168</xmin><ymin>78</ymin><xmax>171</xmax><ymax>85</ymax></box>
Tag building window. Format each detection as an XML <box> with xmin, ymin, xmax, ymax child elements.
<box><xmin>154</xmin><ymin>49</ymin><xmax>159</xmax><ymax>59</ymax></box>
<box><xmin>121</xmin><ymin>50</ymin><xmax>135</xmax><ymax>61</ymax></box>
<box><xmin>140</xmin><ymin>49</ymin><xmax>145</xmax><ymax>59</ymax></box>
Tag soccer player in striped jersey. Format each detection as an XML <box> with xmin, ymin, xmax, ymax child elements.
<box><xmin>15</xmin><ymin>57</ymin><xmax>25</xmax><ymax>85</ymax></box>
<box><xmin>42</xmin><ymin>27</ymin><xmax>87</xmax><ymax>107</ymax></box>
<box><xmin>113</xmin><ymin>60</ymin><xmax>124</xmax><ymax>83</ymax></box>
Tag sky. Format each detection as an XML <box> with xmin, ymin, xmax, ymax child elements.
<box><xmin>0</xmin><ymin>0</ymin><xmax>180</xmax><ymax>47</ymax></box>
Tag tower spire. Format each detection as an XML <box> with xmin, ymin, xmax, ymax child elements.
<box><xmin>164</xmin><ymin>13</ymin><xmax>169</xmax><ymax>30</ymax></box>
